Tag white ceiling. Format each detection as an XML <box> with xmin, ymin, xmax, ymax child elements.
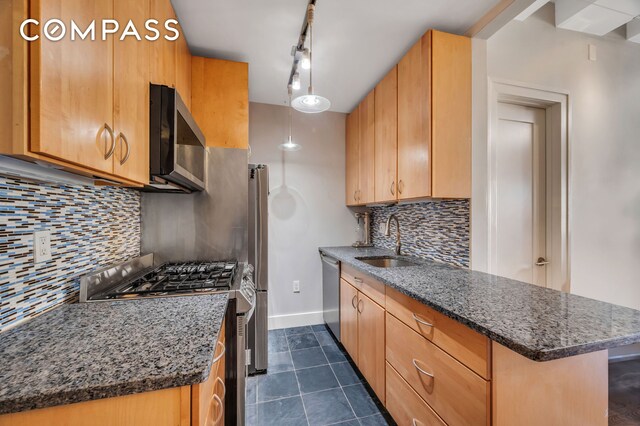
<box><xmin>172</xmin><ymin>0</ymin><xmax>500</xmax><ymax>113</ymax></box>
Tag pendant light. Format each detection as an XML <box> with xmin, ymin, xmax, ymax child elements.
<box><xmin>292</xmin><ymin>4</ymin><xmax>331</xmax><ymax>113</ymax></box>
<box><xmin>279</xmin><ymin>86</ymin><xmax>302</xmax><ymax>151</ymax></box>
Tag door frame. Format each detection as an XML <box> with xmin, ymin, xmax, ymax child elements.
<box><xmin>487</xmin><ymin>79</ymin><xmax>570</xmax><ymax>292</ymax></box>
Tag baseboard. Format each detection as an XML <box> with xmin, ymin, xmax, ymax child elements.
<box><xmin>268</xmin><ymin>311</ymin><xmax>324</xmax><ymax>330</ymax></box>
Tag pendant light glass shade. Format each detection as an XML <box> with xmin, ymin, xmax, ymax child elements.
<box><xmin>292</xmin><ymin>91</ymin><xmax>331</xmax><ymax>113</ymax></box>
<box><xmin>291</xmin><ymin>6</ymin><xmax>330</xmax><ymax>114</ymax></box>
<box><xmin>279</xmin><ymin>88</ymin><xmax>302</xmax><ymax>151</ymax></box>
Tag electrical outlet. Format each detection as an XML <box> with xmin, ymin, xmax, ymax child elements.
<box><xmin>34</xmin><ymin>230</ymin><xmax>52</xmax><ymax>263</ymax></box>
<box><xmin>293</xmin><ymin>280</ymin><xmax>300</xmax><ymax>293</ymax></box>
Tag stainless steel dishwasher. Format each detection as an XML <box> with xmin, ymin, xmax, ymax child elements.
<box><xmin>321</xmin><ymin>253</ymin><xmax>340</xmax><ymax>339</ymax></box>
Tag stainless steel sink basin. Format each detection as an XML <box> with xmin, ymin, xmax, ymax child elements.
<box><xmin>355</xmin><ymin>256</ymin><xmax>419</xmax><ymax>268</ymax></box>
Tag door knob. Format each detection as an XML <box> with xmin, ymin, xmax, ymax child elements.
<box><xmin>535</xmin><ymin>257</ymin><xmax>550</xmax><ymax>266</ymax></box>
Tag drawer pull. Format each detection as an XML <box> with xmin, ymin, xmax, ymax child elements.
<box><xmin>412</xmin><ymin>313</ymin><xmax>434</xmax><ymax>328</ymax></box>
<box><xmin>351</xmin><ymin>295</ymin><xmax>358</xmax><ymax>309</ymax></box>
<box><xmin>412</xmin><ymin>419</ymin><xmax>424</xmax><ymax>426</ymax></box>
<box><xmin>212</xmin><ymin>394</ymin><xmax>223</xmax><ymax>425</ymax></box>
<box><xmin>215</xmin><ymin>376</ymin><xmax>226</xmax><ymax>398</ymax></box>
<box><xmin>357</xmin><ymin>299</ymin><xmax>364</xmax><ymax>313</ymax></box>
<box><xmin>353</xmin><ymin>277</ymin><xmax>363</xmax><ymax>283</ymax></box>
<box><xmin>412</xmin><ymin>359</ymin><xmax>434</xmax><ymax>379</ymax></box>
<box><xmin>212</xmin><ymin>341</ymin><xmax>226</xmax><ymax>364</ymax></box>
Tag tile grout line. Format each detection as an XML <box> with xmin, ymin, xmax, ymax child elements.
<box><xmin>313</xmin><ymin>326</ymin><xmax>360</xmax><ymax>425</ymax></box>
<box><xmin>287</xmin><ymin>328</ymin><xmax>310</xmax><ymax>426</ymax></box>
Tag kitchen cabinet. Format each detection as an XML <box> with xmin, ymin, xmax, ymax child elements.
<box><xmin>193</xmin><ymin>319</ymin><xmax>226</xmax><ymax>426</ymax></box>
<box><xmin>339</xmin><ymin>278</ymin><xmax>359</xmax><ymax>362</ymax></box>
<box><xmin>345</xmin><ymin>91</ymin><xmax>375</xmax><ymax>206</ymax></box>
<box><xmin>29</xmin><ymin>0</ymin><xmax>115</xmax><ymax>175</ymax></box>
<box><xmin>374</xmin><ymin>67</ymin><xmax>398</xmax><ymax>203</ymax></box>
<box><xmin>150</xmin><ymin>0</ymin><xmax>177</xmax><ymax>88</ymax></box>
<box><xmin>344</xmin><ymin>29</ymin><xmax>471</xmax><ymax>205</ymax></box>
<box><xmin>175</xmin><ymin>20</ymin><xmax>192</xmax><ymax>110</ymax></box>
<box><xmin>113</xmin><ymin>0</ymin><xmax>151</xmax><ymax>185</ymax></box>
<box><xmin>345</xmin><ymin>108</ymin><xmax>360</xmax><ymax>205</ymax></box>
<box><xmin>192</xmin><ymin>57</ymin><xmax>249</xmax><ymax>149</ymax></box>
<box><xmin>339</xmin><ymin>266</ymin><xmax>385</xmax><ymax>402</ymax></box>
<box><xmin>397</xmin><ymin>30</ymin><xmax>471</xmax><ymax>199</ymax></box>
<box><xmin>1</xmin><ymin>0</ymin><xmax>159</xmax><ymax>186</ymax></box>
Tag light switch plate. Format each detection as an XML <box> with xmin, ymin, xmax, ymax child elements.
<box><xmin>293</xmin><ymin>280</ymin><xmax>300</xmax><ymax>293</ymax></box>
<box><xmin>34</xmin><ymin>230</ymin><xmax>52</xmax><ymax>263</ymax></box>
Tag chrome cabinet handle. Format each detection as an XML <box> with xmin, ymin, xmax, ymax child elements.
<box><xmin>215</xmin><ymin>377</ymin><xmax>226</xmax><ymax>398</ymax></box>
<box><xmin>390</xmin><ymin>181</ymin><xmax>395</xmax><ymax>196</ymax></box>
<box><xmin>118</xmin><ymin>132</ymin><xmax>130</xmax><ymax>165</ymax></box>
<box><xmin>357</xmin><ymin>299</ymin><xmax>364</xmax><ymax>313</ymax></box>
<box><xmin>412</xmin><ymin>359</ymin><xmax>434</xmax><ymax>378</ymax></box>
<box><xmin>212</xmin><ymin>394</ymin><xmax>223</xmax><ymax>425</ymax></box>
<box><xmin>351</xmin><ymin>295</ymin><xmax>358</xmax><ymax>309</ymax></box>
<box><xmin>212</xmin><ymin>341</ymin><xmax>225</xmax><ymax>364</ymax></box>
<box><xmin>412</xmin><ymin>313</ymin><xmax>434</xmax><ymax>328</ymax></box>
<box><xmin>102</xmin><ymin>123</ymin><xmax>116</xmax><ymax>160</ymax></box>
<box><xmin>354</xmin><ymin>190</ymin><xmax>358</xmax><ymax>202</ymax></box>
<box><xmin>535</xmin><ymin>257</ymin><xmax>550</xmax><ymax>266</ymax></box>
<box><xmin>398</xmin><ymin>180</ymin><xmax>404</xmax><ymax>194</ymax></box>
<box><xmin>353</xmin><ymin>277</ymin><xmax>363</xmax><ymax>284</ymax></box>
<box><xmin>412</xmin><ymin>420</ymin><xmax>424</xmax><ymax>426</ymax></box>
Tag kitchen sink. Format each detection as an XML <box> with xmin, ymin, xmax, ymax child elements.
<box><xmin>355</xmin><ymin>256</ymin><xmax>419</xmax><ymax>268</ymax></box>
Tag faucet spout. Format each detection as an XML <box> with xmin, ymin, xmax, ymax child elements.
<box><xmin>384</xmin><ymin>214</ymin><xmax>402</xmax><ymax>255</ymax></box>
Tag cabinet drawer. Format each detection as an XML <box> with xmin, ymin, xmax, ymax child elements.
<box><xmin>341</xmin><ymin>264</ymin><xmax>385</xmax><ymax>307</ymax></box>
<box><xmin>386</xmin><ymin>286</ymin><xmax>490</xmax><ymax>379</ymax></box>
<box><xmin>386</xmin><ymin>362</ymin><xmax>446</xmax><ymax>426</ymax></box>
<box><xmin>386</xmin><ymin>313</ymin><xmax>489</xmax><ymax>426</ymax></box>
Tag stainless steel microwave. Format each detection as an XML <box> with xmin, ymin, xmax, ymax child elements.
<box><xmin>148</xmin><ymin>84</ymin><xmax>206</xmax><ymax>192</ymax></box>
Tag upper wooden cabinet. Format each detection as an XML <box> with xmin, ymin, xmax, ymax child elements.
<box><xmin>398</xmin><ymin>30</ymin><xmax>471</xmax><ymax>200</ymax></box>
<box><xmin>374</xmin><ymin>67</ymin><xmax>398</xmax><ymax>203</ymax></box>
<box><xmin>192</xmin><ymin>57</ymin><xmax>249</xmax><ymax>149</ymax></box>
<box><xmin>175</xmin><ymin>20</ymin><xmax>192</xmax><ymax>109</ymax></box>
<box><xmin>29</xmin><ymin>0</ymin><xmax>115</xmax><ymax>175</ymax></box>
<box><xmin>150</xmin><ymin>0</ymin><xmax>177</xmax><ymax>88</ymax></box>
<box><xmin>344</xmin><ymin>29</ymin><xmax>471</xmax><ymax>205</ymax></box>
<box><xmin>345</xmin><ymin>108</ymin><xmax>360</xmax><ymax>205</ymax></box>
<box><xmin>345</xmin><ymin>91</ymin><xmax>375</xmax><ymax>207</ymax></box>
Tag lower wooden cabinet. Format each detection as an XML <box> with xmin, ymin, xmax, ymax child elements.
<box><xmin>386</xmin><ymin>313</ymin><xmax>489</xmax><ymax>426</ymax></box>
<box><xmin>386</xmin><ymin>362</ymin><xmax>446</xmax><ymax>426</ymax></box>
<box><xmin>339</xmin><ymin>278</ymin><xmax>385</xmax><ymax>403</ymax></box>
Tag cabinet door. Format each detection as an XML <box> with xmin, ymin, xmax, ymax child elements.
<box><xmin>340</xmin><ymin>279</ymin><xmax>359</xmax><ymax>363</ymax></box>
<box><xmin>398</xmin><ymin>37</ymin><xmax>431</xmax><ymax>200</ymax></box>
<box><xmin>345</xmin><ymin>108</ymin><xmax>360</xmax><ymax>206</ymax></box>
<box><xmin>431</xmin><ymin>31</ymin><xmax>471</xmax><ymax>198</ymax></box>
<box><xmin>357</xmin><ymin>292</ymin><xmax>385</xmax><ymax>403</ymax></box>
<box><xmin>374</xmin><ymin>67</ymin><xmax>398</xmax><ymax>203</ymax></box>
<box><xmin>192</xmin><ymin>57</ymin><xmax>248</xmax><ymax>149</ymax></box>
<box><xmin>358</xmin><ymin>91</ymin><xmax>375</xmax><ymax>204</ymax></box>
<box><xmin>150</xmin><ymin>0</ymin><xmax>177</xmax><ymax>87</ymax></box>
<box><xmin>30</xmin><ymin>0</ymin><xmax>114</xmax><ymax>173</ymax></box>
<box><xmin>175</xmin><ymin>21</ymin><xmax>192</xmax><ymax>110</ymax></box>
<box><xmin>113</xmin><ymin>0</ymin><xmax>150</xmax><ymax>185</ymax></box>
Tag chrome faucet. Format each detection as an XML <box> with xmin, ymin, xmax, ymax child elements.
<box><xmin>384</xmin><ymin>214</ymin><xmax>402</xmax><ymax>255</ymax></box>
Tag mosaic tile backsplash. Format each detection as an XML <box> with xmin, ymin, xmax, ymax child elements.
<box><xmin>370</xmin><ymin>200</ymin><xmax>470</xmax><ymax>268</ymax></box>
<box><xmin>0</xmin><ymin>174</ymin><xmax>141</xmax><ymax>332</ymax></box>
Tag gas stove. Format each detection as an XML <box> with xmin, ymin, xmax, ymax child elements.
<box><xmin>79</xmin><ymin>254</ymin><xmax>252</xmax><ymax>308</ymax></box>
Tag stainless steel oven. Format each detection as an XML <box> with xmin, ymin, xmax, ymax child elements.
<box><xmin>148</xmin><ymin>84</ymin><xmax>206</xmax><ymax>192</ymax></box>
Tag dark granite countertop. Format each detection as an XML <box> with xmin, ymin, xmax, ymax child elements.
<box><xmin>0</xmin><ymin>293</ymin><xmax>229</xmax><ymax>415</ymax></box>
<box><xmin>320</xmin><ymin>246</ymin><xmax>640</xmax><ymax>362</ymax></box>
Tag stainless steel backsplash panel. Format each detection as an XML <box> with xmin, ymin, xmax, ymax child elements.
<box><xmin>141</xmin><ymin>147</ymin><xmax>248</xmax><ymax>263</ymax></box>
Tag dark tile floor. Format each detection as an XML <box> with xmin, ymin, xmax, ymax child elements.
<box><xmin>246</xmin><ymin>324</ymin><xmax>393</xmax><ymax>426</ymax></box>
<box><xmin>609</xmin><ymin>359</ymin><xmax>640</xmax><ymax>425</ymax></box>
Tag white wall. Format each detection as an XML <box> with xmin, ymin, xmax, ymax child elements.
<box><xmin>472</xmin><ymin>4</ymin><xmax>640</xmax><ymax>310</ymax></box>
<box><xmin>248</xmin><ymin>102</ymin><xmax>356</xmax><ymax>329</ymax></box>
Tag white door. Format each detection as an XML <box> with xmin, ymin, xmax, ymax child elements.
<box><xmin>493</xmin><ymin>102</ymin><xmax>547</xmax><ymax>286</ymax></box>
